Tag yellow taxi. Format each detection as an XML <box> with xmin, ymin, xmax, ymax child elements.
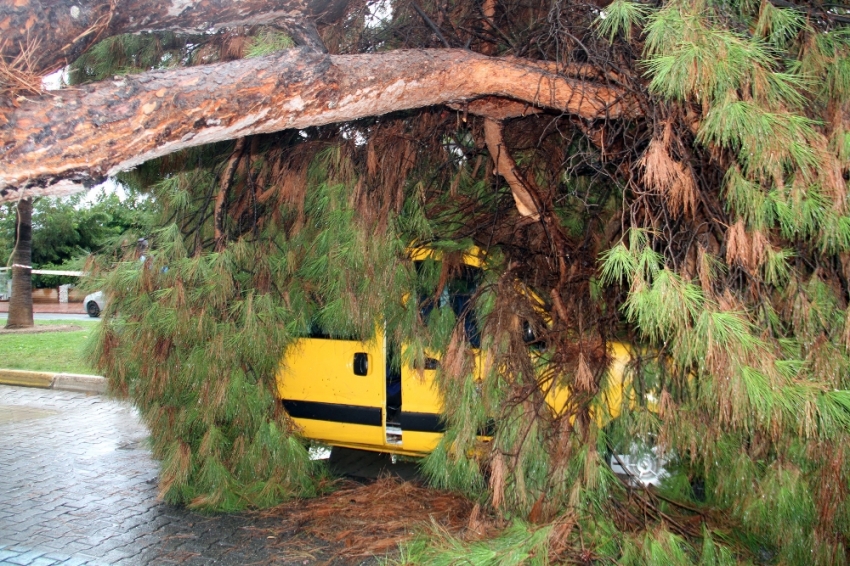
<box><xmin>275</xmin><ymin>248</ymin><xmax>648</xmax><ymax>472</ymax></box>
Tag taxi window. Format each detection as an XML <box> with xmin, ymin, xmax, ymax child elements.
<box><xmin>416</xmin><ymin>262</ymin><xmax>482</xmax><ymax>348</ymax></box>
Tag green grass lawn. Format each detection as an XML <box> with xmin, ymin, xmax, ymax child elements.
<box><xmin>0</xmin><ymin>320</ymin><xmax>100</xmax><ymax>374</ymax></box>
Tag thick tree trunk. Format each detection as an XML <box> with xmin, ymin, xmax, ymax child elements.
<box><xmin>0</xmin><ymin>0</ymin><xmax>351</xmax><ymax>75</ymax></box>
<box><xmin>0</xmin><ymin>48</ymin><xmax>634</xmax><ymax>201</ymax></box>
<box><xmin>5</xmin><ymin>197</ymin><xmax>34</xmax><ymax>329</ymax></box>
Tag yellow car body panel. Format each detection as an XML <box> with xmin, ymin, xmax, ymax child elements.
<box><xmin>600</xmin><ymin>341</ymin><xmax>633</xmax><ymax>419</ymax></box>
<box><xmin>276</xmin><ymin>333</ymin><xmax>387</xmax><ymax>449</ymax></box>
<box><xmin>407</xmin><ymin>245</ymin><xmax>486</xmax><ymax>267</ymax></box>
<box><xmin>398</xmin><ymin>361</ymin><xmax>444</xmax><ymax>453</ymax></box>
<box><xmin>276</xmin><ymin>248</ymin><xmax>636</xmax><ymax>456</ymax></box>
<box><xmin>543</xmin><ymin>342</ymin><xmax>637</xmax><ymax>425</ymax></box>
<box><xmin>277</xmin><ymin>336</ymin><xmax>634</xmax><ymax>456</ymax></box>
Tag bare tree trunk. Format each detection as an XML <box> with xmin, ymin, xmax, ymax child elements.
<box><xmin>0</xmin><ymin>48</ymin><xmax>635</xmax><ymax>201</ymax></box>
<box><xmin>5</xmin><ymin>197</ymin><xmax>34</xmax><ymax>329</ymax></box>
<box><xmin>0</xmin><ymin>0</ymin><xmax>352</xmax><ymax>75</ymax></box>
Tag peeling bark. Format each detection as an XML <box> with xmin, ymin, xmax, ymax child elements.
<box><xmin>0</xmin><ymin>47</ymin><xmax>635</xmax><ymax>201</ymax></box>
<box><xmin>0</xmin><ymin>0</ymin><xmax>351</xmax><ymax>74</ymax></box>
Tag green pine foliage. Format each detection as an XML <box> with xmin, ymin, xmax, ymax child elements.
<box><xmin>593</xmin><ymin>0</ymin><xmax>653</xmax><ymax>43</ymax></box>
<box><xmin>244</xmin><ymin>30</ymin><xmax>295</xmax><ymax>58</ymax></box>
<box><xmin>69</xmin><ymin>32</ymin><xmax>194</xmax><ymax>83</ymax></box>
<box><xmin>393</xmin><ymin>520</ymin><xmax>554</xmax><ymax>566</ymax></box>
<box><xmin>405</xmin><ymin>0</ymin><xmax>850</xmax><ymax>561</ymax></box>
<box><xmin>86</xmin><ymin>141</ymin><xmax>416</xmax><ymax>510</ymax></box>
<box><xmin>583</xmin><ymin>1</ymin><xmax>850</xmax><ymax>561</ymax></box>
<box><xmin>74</xmin><ymin>0</ymin><xmax>850</xmax><ymax>561</ymax></box>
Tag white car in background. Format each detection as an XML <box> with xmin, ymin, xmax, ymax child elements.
<box><xmin>84</xmin><ymin>291</ymin><xmax>105</xmax><ymax>318</ymax></box>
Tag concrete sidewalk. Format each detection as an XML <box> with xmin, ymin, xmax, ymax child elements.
<box><xmin>0</xmin><ymin>369</ymin><xmax>107</xmax><ymax>394</ymax></box>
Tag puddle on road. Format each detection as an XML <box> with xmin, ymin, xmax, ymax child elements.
<box><xmin>0</xmin><ymin>405</ymin><xmax>59</xmax><ymax>425</ymax></box>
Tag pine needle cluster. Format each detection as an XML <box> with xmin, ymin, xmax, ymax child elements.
<box><xmin>73</xmin><ymin>0</ymin><xmax>850</xmax><ymax>562</ymax></box>
<box><xmin>86</xmin><ymin>139</ymin><xmax>417</xmax><ymax>509</ymax></box>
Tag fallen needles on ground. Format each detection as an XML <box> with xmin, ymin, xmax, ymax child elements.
<box><xmin>257</xmin><ymin>477</ymin><xmax>484</xmax><ymax>561</ymax></box>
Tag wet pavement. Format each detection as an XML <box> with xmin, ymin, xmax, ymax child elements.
<box><xmin>0</xmin><ymin>385</ymin><xmax>336</xmax><ymax>566</ymax></box>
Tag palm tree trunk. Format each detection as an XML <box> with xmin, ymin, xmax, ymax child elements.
<box><xmin>6</xmin><ymin>197</ymin><xmax>34</xmax><ymax>329</ymax></box>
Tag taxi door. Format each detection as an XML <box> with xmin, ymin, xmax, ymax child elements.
<box><xmin>277</xmin><ymin>331</ymin><xmax>386</xmax><ymax>449</ymax></box>
<box><xmin>399</xmin><ymin>352</ymin><xmax>445</xmax><ymax>453</ymax></box>
<box><xmin>399</xmin><ymin>257</ymin><xmax>484</xmax><ymax>453</ymax></box>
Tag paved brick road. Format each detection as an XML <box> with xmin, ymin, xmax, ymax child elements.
<box><xmin>0</xmin><ymin>386</ymin><xmax>332</xmax><ymax>566</ymax></box>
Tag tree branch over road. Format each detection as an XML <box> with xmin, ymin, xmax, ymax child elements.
<box><xmin>0</xmin><ymin>47</ymin><xmax>634</xmax><ymax>201</ymax></box>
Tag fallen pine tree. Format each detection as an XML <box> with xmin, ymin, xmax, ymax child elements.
<box><xmin>3</xmin><ymin>0</ymin><xmax>850</xmax><ymax>562</ymax></box>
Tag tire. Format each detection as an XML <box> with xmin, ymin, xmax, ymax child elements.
<box><xmin>86</xmin><ymin>301</ymin><xmax>101</xmax><ymax>318</ymax></box>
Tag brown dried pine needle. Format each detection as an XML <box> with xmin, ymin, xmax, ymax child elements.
<box><xmin>259</xmin><ymin>477</ymin><xmax>480</xmax><ymax>560</ymax></box>
<box><xmin>0</xmin><ymin>39</ymin><xmax>44</xmax><ymax>100</ymax></box>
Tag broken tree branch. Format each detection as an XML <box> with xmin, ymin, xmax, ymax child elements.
<box><xmin>483</xmin><ymin>118</ymin><xmax>541</xmax><ymax>219</ymax></box>
<box><xmin>0</xmin><ymin>47</ymin><xmax>636</xmax><ymax>201</ymax></box>
<box><xmin>214</xmin><ymin>137</ymin><xmax>246</xmax><ymax>250</ymax></box>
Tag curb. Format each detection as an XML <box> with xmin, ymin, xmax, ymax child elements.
<box><xmin>0</xmin><ymin>369</ymin><xmax>107</xmax><ymax>394</ymax></box>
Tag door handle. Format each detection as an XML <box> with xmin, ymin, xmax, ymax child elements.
<box><xmin>353</xmin><ymin>352</ymin><xmax>369</xmax><ymax>376</ymax></box>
